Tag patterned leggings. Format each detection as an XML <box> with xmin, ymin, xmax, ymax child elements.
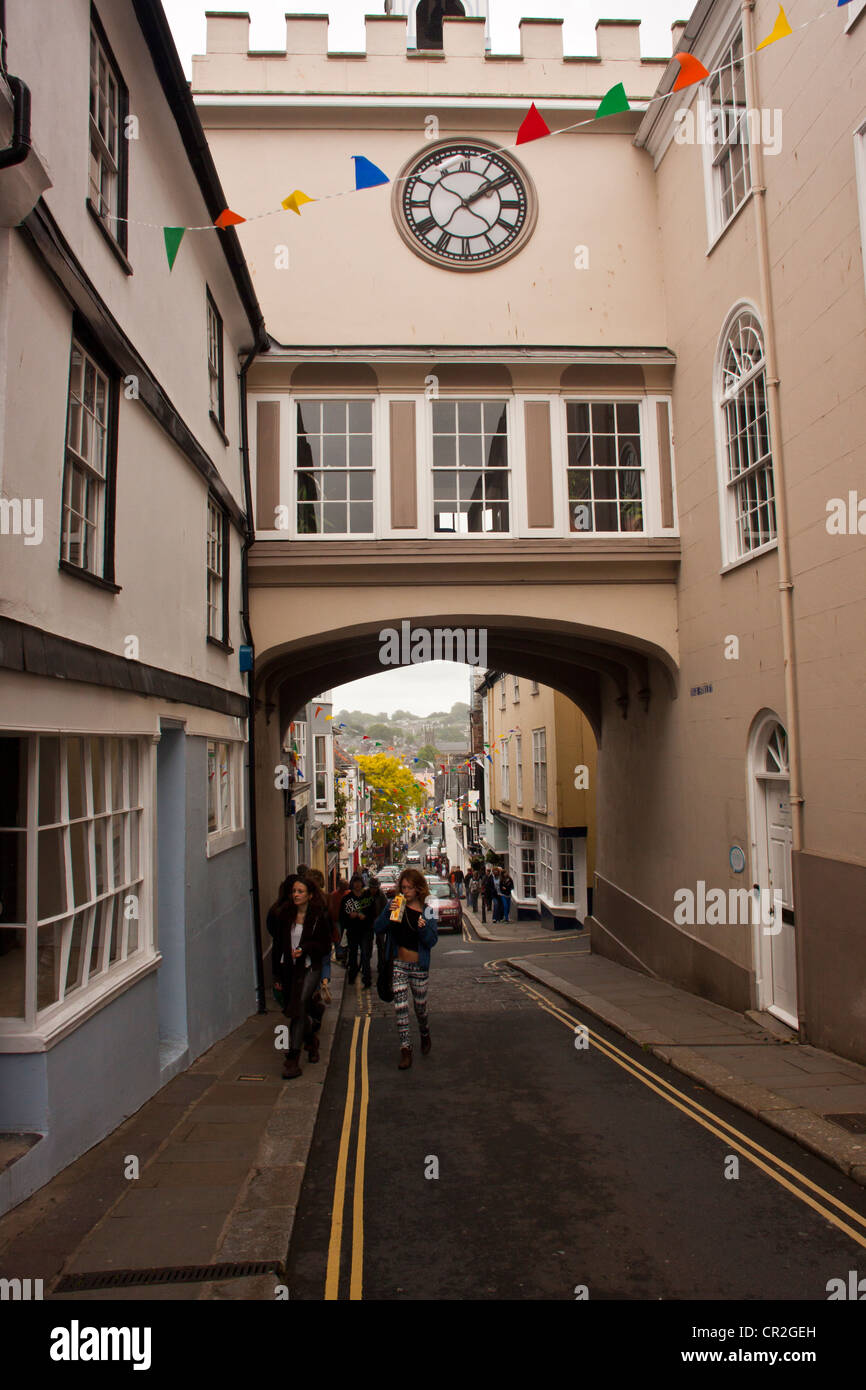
<box><xmin>392</xmin><ymin>960</ymin><xmax>429</xmax><ymax>1049</ymax></box>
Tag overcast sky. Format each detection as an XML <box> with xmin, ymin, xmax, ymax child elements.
<box><xmin>163</xmin><ymin>0</ymin><xmax>686</xmax><ymax>76</ymax></box>
<box><xmin>331</xmin><ymin>661</ymin><xmax>475</xmax><ymax>716</ymax></box>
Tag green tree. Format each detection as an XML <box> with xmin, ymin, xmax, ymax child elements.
<box><xmin>356</xmin><ymin>753</ymin><xmax>425</xmax><ymax>848</ymax></box>
<box><xmin>417</xmin><ymin>743</ymin><xmax>439</xmax><ymax>766</ymax></box>
<box><xmin>366</xmin><ymin>722</ymin><xmax>394</xmax><ymax>743</ymax></box>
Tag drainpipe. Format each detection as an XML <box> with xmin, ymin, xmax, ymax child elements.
<box><xmin>741</xmin><ymin>0</ymin><xmax>806</xmax><ymax>1036</ymax></box>
<box><xmin>238</xmin><ymin>323</ymin><xmax>269</xmax><ymax>1012</ymax></box>
<box><xmin>0</xmin><ymin>75</ymin><xmax>31</xmax><ymax>171</ymax></box>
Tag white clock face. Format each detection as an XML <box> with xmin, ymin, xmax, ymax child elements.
<box><xmin>393</xmin><ymin>140</ymin><xmax>537</xmax><ymax>271</ymax></box>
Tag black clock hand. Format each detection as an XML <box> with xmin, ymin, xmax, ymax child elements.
<box><xmin>462</xmin><ymin>173</ymin><xmax>513</xmax><ymax>207</ymax></box>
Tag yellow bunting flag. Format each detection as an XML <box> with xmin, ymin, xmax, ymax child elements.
<box><xmin>282</xmin><ymin>190</ymin><xmax>315</xmax><ymax>216</ymax></box>
<box><xmin>757</xmin><ymin>5</ymin><xmax>792</xmax><ymax>50</ymax></box>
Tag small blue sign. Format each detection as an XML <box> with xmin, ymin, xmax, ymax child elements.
<box><xmin>729</xmin><ymin>845</ymin><xmax>746</xmax><ymax>873</ymax></box>
<box><xmin>239</xmin><ymin>644</ymin><xmax>253</xmax><ymax>672</ymax></box>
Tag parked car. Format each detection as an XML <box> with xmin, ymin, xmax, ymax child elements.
<box><xmin>425</xmin><ymin>882</ymin><xmax>463</xmax><ymax>932</ymax></box>
<box><xmin>377</xmin><ymin>870</ymin><xmax>399</xmax><ymax>899</ymax></box>
<box><xmin>405</xmin><ymin>849</ymin><xmax>422</xmax><ymax>864</ymax></box>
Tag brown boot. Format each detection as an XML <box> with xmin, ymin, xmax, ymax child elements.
<box><xmin>306</xmin><ymin>1033</ymin><xmax>320</xmax><ymax>1063</ymax></box>
<box><xmin>282</xmin><ymin>1050</ymin><xmax>302</xmax><ymax>1080</ymax></box>
<box><xmin>398</xmin><ymin>1046</ymin><xmax>412</xmax><ymax>1070</ymax></box>
<box><xmin>420</xmin><ymin>1031</ymin><xmax>431</xmax><ymax>1056</ymax></box>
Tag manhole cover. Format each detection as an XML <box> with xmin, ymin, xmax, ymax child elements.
<box><xmin>825</xmin><ymin>1113</ymin><xmax>866</xmax><ymax>1133</ymax></box>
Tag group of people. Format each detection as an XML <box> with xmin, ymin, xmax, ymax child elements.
<box><xmin>467</xmin><ymin>864</ymin><xmax>514</xmax><ymax>923</ymax></box>
<box><xmin>266</xmin><ymin>864</ymin><xmax>438</xmax><ymax>1077</ymax></box>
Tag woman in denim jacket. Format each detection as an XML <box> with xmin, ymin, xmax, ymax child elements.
<box><xmin>374</xmin><ymin>867</ymin><xmax>438</xmax><ymax>1070</ymax></box>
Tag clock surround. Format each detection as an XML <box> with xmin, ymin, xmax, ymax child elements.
<box><xmin>391</xmin><ymin>138</ymin><xmax>538</xmax><ymax>272</ymax></box>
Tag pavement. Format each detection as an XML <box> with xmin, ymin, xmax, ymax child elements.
<box><xmin>460</xmin><ymin>902</ymin><xmax>866</xmax><ymax>1186</ymax></box>
<box><xmin>0</xmin><ymin>965</ymin><xmax>346</xmax><ymax>1300</ymax></box>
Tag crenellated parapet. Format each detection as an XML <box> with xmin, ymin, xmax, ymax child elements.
<box><xmin>193</xmin><ymin>13</ymin><xmax>677</xmax><ymax>101</ymax></box>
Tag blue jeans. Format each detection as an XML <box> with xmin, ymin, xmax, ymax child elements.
<box><xmin>499</xmin><ymin>894</ymin><xmax>511</xmax><ymax>922</ymax></box>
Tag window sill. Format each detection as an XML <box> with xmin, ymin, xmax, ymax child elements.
<box><xmin>533</xmin><ymin>805</ymin><xmax>549</xmax><ymax>815</ymax></box>
<box><xmin>0</xmin><ymin>953</ymin><xmax>160</xmax><ymax>1052</ymax></box>
<box><xmin>209</xmin><ymin>410</ymin><xmax>230</xmax><ymax>447</ymax></box>
<box><xmin>206</xmin><ymin>634</ymin><xmax>234</xmax><ymax>654</ymax></box>
<box><xmin>86</xmin><ymin>198</ymin><xmax>133</xmax><ymax>275</ymax></box>
<box><xmin>206</xmin><ymin>825</ymin><xmax>246</xmax><ymax>858</ymax></box>
<box><xmin>720</xmin><ymin>538</ymin><xmax>778</xmax><ymax>575</ymax></box>
<box><xmin>59</xmin><ymin>558</ymin><xmax>121</xmax><ymax>593</ymax></box>
<box><xmin>706</xmin><ymin>188</ymin><xmax>755</xmax><ymax>258</ymax></box>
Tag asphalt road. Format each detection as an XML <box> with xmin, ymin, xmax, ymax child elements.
<box><xmin>286</xmin><ymin>923</ymin><xmax>866</xmax><ymax>1302</ymax></box>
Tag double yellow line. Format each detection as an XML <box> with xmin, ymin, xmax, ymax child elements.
<box><xmin>324</xmin><ymin>990</ymin><xmax>372</xmax><ymax>1300</ymax></box>
<box><xmin>488</xmin><ymin>958</ymin><xmax>866</xmax><ymax>1249</ymax></box>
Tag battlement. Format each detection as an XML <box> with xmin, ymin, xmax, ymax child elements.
<box><xmin>193</xmin><ymin>13</ymin><xmax>680</xmax><ymax>101</ymax></box>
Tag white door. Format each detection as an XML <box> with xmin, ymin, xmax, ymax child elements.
<box><xmin>763</xmin><ymin>779</ymin><xmax>797</xmax><ymax>1027</ymax></box>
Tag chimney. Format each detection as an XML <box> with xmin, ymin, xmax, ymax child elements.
<box><xmin>595</xmin><ymin>19</ymin><xmax>641</xmax><ymax>62</ymax></box>
<box><xmin>204</xmin><ymin>11</ymin><xmax>250</xmax><ymax>54</ymax></box>
<box><xmin>671</xmin><ymin>21</ymin><xmax>688</xmax><ymax>52</ymax></box>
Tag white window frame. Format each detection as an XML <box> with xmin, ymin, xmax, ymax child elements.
<box><xmin>532</xmin><ymin>728</ymin><xmax>547</xmax><ymax>812</ymax></box>
<box><xmin>700</xmin><ymin>20</ymin><xmax>753</xmax><ymax>248</ymax></box>
<box><xmin>714</xmin><ymin>302</ymin><xmax>778</xmax><ymax>570</ymax></box>
<box><xmin>293</xmin><ymin>396</ymin><xmax>377</xmax><ymax>540</ymax></box>
<box><xmin>429</xmin><ymin>396</ymin><xmax>512</xmax><ymax>539</ymax></box>
<box><xmin>855</xmin><ymin>115</ymin><xmax>866</xmax><ymax>299</ymax></box>
<box><xmin>0</xmin><ymin>733</ymin><xmax>155</xmax><ymax>1047</ymax></box>
<box><xmin>62</xmin><ymin>339</ymin><xmax>110</xmax><ymax>577</ymax></box>
<box><xmin>514</xmin><ymin>734</ymin><xmax>523</xmax><ymax>806</ymax></box>
<box><xmin>206</xmin><ymin>291</ymin><xmax>224</xmax><ymax>427</ymax></box>
<box><xmin>314</xmin><ymin>734</ymin><xmax>331</xmax><ymax>812</ymax></box>
<box><xmin>512</xmin><ymin>676</ymin><xmax>520</xmax><ymax>702</ymax></box>
<box><xmin>499</xmin><ymin>677</ymin><xmax>506</xmax><ymax>711</ymax></box>
<box><xmin>500</xmin><ymin>739</ymin><xmax>510</xmax><ymax>801</ymax></box>
<box><xmin>206</xmin><ymin>498</ymin><xmax>227</xmax><ymax>641</ymax></box>
<box><xmin>530</xmin><ymin>681</ymin><xmax>539</xmax><ymax>695</ymax></box>
<box><xmin>206</xmin><ymin>739</ymin><xmax>246</xmax><ymax>856</ymax></box>
<box><xmin>88</xmin><ymin>21</ymin><xmax>122</xmax><ymax>235</ymax></box>
<box><xmin>537</xmin><ymin>828</ymin><xmax>555</xmax><ymax>904</ymax></box>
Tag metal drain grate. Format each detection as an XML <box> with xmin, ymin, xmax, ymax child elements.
<box><xmin>825</xmin><ymin>1113</ymin><xmax>866</xmax><ymax>1134</ymax></box>
<box><xmin>55</xmin><ymin>1260</ymin><xmax>283</xmax><ymax>1292</ymax></box>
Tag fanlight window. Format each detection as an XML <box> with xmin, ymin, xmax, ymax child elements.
<box><xmin>719</xmin><ymin>310</ymin><xmax>777</xmax><ymax>561</ymax></box>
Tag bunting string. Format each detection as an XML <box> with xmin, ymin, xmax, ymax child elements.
<box><xmin>88</xmin><ymin>2</ymin><xmax>850</xmax><ymax>267</ymax></box>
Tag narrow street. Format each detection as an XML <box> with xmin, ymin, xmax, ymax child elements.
<box><xmin>288</xmin><ymin>922</ymin><xmax>866</xmax><ymax>1302</ymax></box>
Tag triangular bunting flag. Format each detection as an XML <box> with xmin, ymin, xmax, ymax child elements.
<box><xmin>515</xmin><ymin>102</ymin><xmax>551</xmax><ymax>145</ymax></box>
<box><xmin>595</xmin><ymin>83</ymin><xmax>631</xmax><ymax>120</ymax></box>
<box><xmin>282</xmin><ymin>189</ymin><xmax>315</xmax><ymax>216</ymax></box>
<box><xmin>163</xmin><ymin>226</ymin><xmax>185</xmax><ymax>271</ymax></box>
<box><xmin>215</xmin><ymin>208</ymin><xmax>246</xmax><ymax>229</ymax></box>
<box><xmin>757</xmin><ymin>5</ymin><xmax>793</xmax><ymax>48</ymax></box>
<box><xmin>352</xmin><ymin>155</ymin><xmax>389</xmax><ymax>190</ymax></box>
<box><xmin>672</xmin><ymin>52</ymin><xmax>710</xmax><ymax>91</ymax></box>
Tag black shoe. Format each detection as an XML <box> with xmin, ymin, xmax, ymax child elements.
<box><xmin>362</xmin><ymin>978</ymin><xmax>371</xmax><ymax>988</ymax></box>
<box><xmin>348</xmin><ymin>972</ymin><xmax>358</xmax><ymax>983</ymax></box>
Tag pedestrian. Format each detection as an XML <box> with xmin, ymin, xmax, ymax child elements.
<box><xmin>453</xmin><ymin>865</ymin><xmax>465</xmax><ymax>900</ymax></box>
<box><xmin>481</xmin><ymin>866</ymin><xmax>495</xmax><ymax>923</ymax></box>
<box><xmin>499</xmin><ymin>868</ymin><xmax>514</xmax><ymax>924</ymax></box>
<box><xmin>467</xmin><ymin>868</ymin><xmax>481</xmax><ymax>913</ymax></box>
<box><xmin>272</xmin><ymin>876</ymin><xmax>332</xmax><ymax>1079</ymax></box>
<box><xmin>328</xmin><ymin>877</ymin><xmax>349</xmax><ymax>966</ymax></box>
<box><xmin>265</xmin><ymin>874</ymin><xmax>297</xmax><ymax>1000</ymax></box>
<box><xmin>374</xmin><ymin>867</ymin><xmax>438</xmax><ymax>1070</ymax></box>
<box><xmin>339</xmin><ymin>873</ymin><xmax>377</xmax><ymax>986</ymax></box>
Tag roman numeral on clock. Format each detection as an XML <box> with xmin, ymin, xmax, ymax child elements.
<box><xmin>415</xmin><ymin>216</ymin><xmax>438</xmax><ymax>236</ymax></box>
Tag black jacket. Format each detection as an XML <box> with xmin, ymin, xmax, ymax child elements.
<box><xmin>272</xmin><ymin>904</ymin><xmax>332</xmax><ymax>1020</ymax></box>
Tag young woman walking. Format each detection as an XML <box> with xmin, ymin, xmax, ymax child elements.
<box><xmin>272</xmin><ymin>877</ymin><xmax>332</xmax><ymax>1079</ymax></box>
<box><xmin>374</xmin><ymin>867</ymin><xmax>438</xmax><ymax>1070</ymax></box>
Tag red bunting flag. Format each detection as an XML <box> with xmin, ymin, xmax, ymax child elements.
<box><xmin>672</xmin><ymin>52</ymin><xmax>710</xmax><ymax>91</ymax></box>
<box><xmin>516</xmin><ymin>102</ymin><xmax>551</xmax><ymax>145</ymax></box>
<box><xmin>215</xmin><ymin>208</ymin><xmax>246</xmax><ymax>228</ymax></box>
<box><xmin>314</xmin><ymin>706</ymin><xmax>321</xmax><ymax>717</ymax></box>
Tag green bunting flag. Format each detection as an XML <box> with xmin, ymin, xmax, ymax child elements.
<box><xmin>595</xmin><ymin>83</ymin><xmax>630</xmax><ymax>120</ymax></box>
<box><xmin>163</xmin><ymin>226</ymin><xmax>186</xmax><ymax>271</ymax></box>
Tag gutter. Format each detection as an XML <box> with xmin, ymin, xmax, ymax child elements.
<box><xmin>740</xmin><ymin>0</ymin><xmax>806</xmax><ymax>1038</ymax></box>
<box><xmin>239</xmin><ymin>321</ymin><xmax>270</xmax><ymax>1014</ymax></box>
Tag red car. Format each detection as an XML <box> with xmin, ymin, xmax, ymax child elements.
<box><xmin>425</xmin><ymin>881</ymin><xmax>463</xmax><ymax>933</ymax></box>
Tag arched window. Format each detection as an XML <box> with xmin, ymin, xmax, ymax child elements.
<box><xmin>416</xmin><ymin>0</ymin><xmax>465</xmax><ymax>50</ymax></box>
<box><xmin>717</xmin><ymin>306</ymin><xmax>776</xmax><ymax>563</ymax></box>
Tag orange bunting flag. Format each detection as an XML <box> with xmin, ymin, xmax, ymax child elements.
<box><xmin>215</xmin><ymin>208</ymin><xmax>246</xmax><ymax>228</ymax></box>
<box><xmin>672</xmin><ymin>52</ymin><xmax>710</xmax><ymax>91</ymax></box>
<box><xmin>282</xmin><ymin>189</ymin><xmax>315</xmax><ymax>216</ymax></box>
<box><xmin>314</xmin><ymin>706</ymin><xmax>321</xmax><ymax>717</ymax></box>
<box><xmin>757</xmin><ymin>5</ymin><xmax>792</xmax><ymax>49</ymax></box>
<box><xmin>516</xmin><ymin>102</ymin><xmax>551</xmax><ymax>145</ymax></box>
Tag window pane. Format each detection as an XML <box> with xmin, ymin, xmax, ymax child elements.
<box><xmin>433</xmin><ymin>434</ymin><xmax>456</xmax><ymax>468</ymax></box>
<box><xmin>432</xmin><ymin>400</ymin><xmax>455</xmax><ymax>432</ymax></box>
<box><xmin>297</xmin><ymin>400</ymin><xmax>320</xmax><ymax>435</ymax></box>
<box><xmin>616</xmin><ymin>403</ymin><xmax>640</xmax><ymax>433</ymax></box>
<box><xmin>591</xmin><ymin>403</ymin><xmax>615</xmax><ymax>433</ymax></box>
<box><xmin>322</xmin><ymin>401</ymin><xmax>346</xmax><ymax>434</ymax></box>
<box><xmin>349</xmin><ymin>434</ymin><xmax>372</xmax><ymax>468</ymax></box>
<box><xmin>90</xmin><ymin>738</ymin><xmax>105</xmax><ymax>814</ymax></box>
<box><xmin>68</xmin><ymin>737</ymin><xmax>86</xmax><ymax>819</ymax></box>
<box><xmin>94</xmin><ymin>816</ymin><xmax>109</xmax><ymax>896</ymax></box>
<box><xmin>321</xmin><ymin>471</ymin><xmax>347</xmax><ymax>500</ymax></box>
<box><xmin>458</xmin><ymin>401</ymin><xmax>481</xmax><ymax>433</ymax></box>
<box><xmin>348</xmin><ymin>400</ymin><xmax>372</xmax><ymax>432</ymax></box>
<box><xmin>323</xmin><ymin>503</ymin><xmax>347</xmax><ymax>534</ymax></box>
<box><xmin>0</xmin><ymin>831</ymin><xmax>27</xmax><ymax>922</ymax></box>
<box><xmin>70</xmin><ymin>821</ymin><xmax>89</xmax><ymax>906</ymax></box>
<box><xmin>349</xmin><ymin>503</ymin><xmax>373</xmax><ymax>533</ymax></box>
<box><xmin>322</xmin><ymin>435</ymin><xmax>346</xmax><ymax>469</ymax></box>
<box><xmin>0</xmin><ymin>737</ymin><xmax>27</xmax><ymax>828</ymax></box>
<box><xmin>65</xmin><ymin>911</ymin><xmax>89</xmax><ymax>996</ymax></box>
<box><xmin>38</xmin><ymin>737</ymin><xmax>62</xmax><ymax>824</ymax></box>
<box><xmin>89</xmin><ymin>899</ymin><xmax>108</xmax><ymax>977</ymax></box>
<box><xmin>127</xmin><ymin>741</ymin><xmax>139</xmax><ymax>806</ymax></box>
<box><xmin>0</xmin><ymin>928</ymin><xmax>27</xmax><ymax>1018</ymax></box>
<box><xmin>111</xmin><ymin>814</ymin><xmax>125</xmax><ymax>886</ymax></box>
<box><xmin>349</xmin><ymin>472</ymin><xmax>373</xmax><ymax>501</ymax></box>
<box><xmin>38</xmin><ymin>827</ymin><xmax>66</xmax><ymax>919</ymax></box>
<box><xmin>37</xmin><ymin>921</ymin><xmax>63</xmax><ymax>1010</ymax></box>
<box><xmin>458</xmin><ymin>434</ymin><xmax>483</xmax><ymax>469</ymax></box>
<box><xmin>108</xmin><ymin>894</ymin><xmax>122</xmax><ymax>963</ymax></box>
<box><xmin>207</xmin><ymin>742</ymin><xmax>217</xmax><ymax>833</ymax></box>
